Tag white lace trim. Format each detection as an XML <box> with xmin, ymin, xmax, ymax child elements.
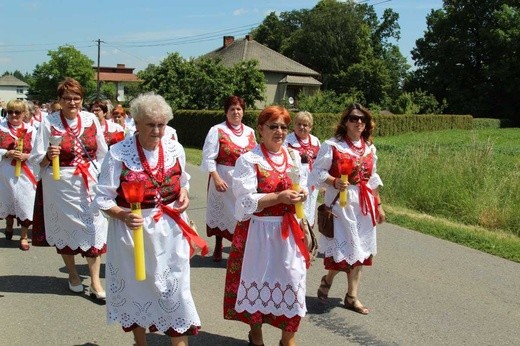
<box><xmin>109</xmin><ymin>134</ymin><xmax>181</xmax><ymax>171</ymax></box>
<box><xmin>285</xmin><ymin>132</ymin><xmax>320</xmax><ymax>148</ymax></box>
<box><xmin>240</xmin><ymin>145</ymin><xmax>296</xmax><ymax>171</ymax></box>
<box><xmin>47</xmin><ymin>111</ymin><xmax>95</xmax><ymax>134</ymax></box>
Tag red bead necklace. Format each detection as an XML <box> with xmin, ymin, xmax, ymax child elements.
<box><xmin>260</xmin><ymin>143</ymin><xmax>287</xmax><ymax>173</ymax></box>
<box><xmin>7</xmin><ymin>121</ymin><xmax>24</xmax><ymax>138</ymax></box>
<box><xmin>345</xmin><ymin>136</ymin><xmax>366</xmax><ymax>156</ymax></box>
<box><xmin>296</xmin><ymin>134</ymin><xmax>311</xmax><ymax>149</ymax></box>
<box><xmin>60</xmin><ymin>111</ymin><xmax>82</xmax><ymax>137</ymax></box>
<box><xmin>136</xmin><ymin>136</ymin><xmax>165</xmax><ymax>186</ymax></box>
<box><xmin>226</xmin><ymin>120</ymin><xmax>244</xmax><ymax>136</ymax></box>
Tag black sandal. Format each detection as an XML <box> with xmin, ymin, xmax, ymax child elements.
<box><xmin>317</xmin><ymin>275</ymin><xmax>332</xmax><ymax>302</ymax></box>
<box><xmin>344</xmin><ymin>293</ymin><xmax>369</xmax><ymax>315</ymax></box>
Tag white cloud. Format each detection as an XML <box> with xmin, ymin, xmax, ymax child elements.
<box><xmin>233</xmin><ymin>8</ymin><xmax>248</xmax><ymax>16</ymax></box>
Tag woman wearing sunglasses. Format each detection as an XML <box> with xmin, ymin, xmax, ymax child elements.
<box><xmin>309</xmin><ymin>103</ymin><xmax>386</xmax><ymax>315</ymax></box>
<box><xmin>0</xmin><ymin>100</ymin><xmax>38</xmax><ymax>250</ymax></box>
<box><xmin>224</xmin><ymin>106</ymin><xmax>310</xmax><ymax>346</ymax></box>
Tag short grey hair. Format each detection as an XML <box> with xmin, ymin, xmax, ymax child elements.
<box><xmin>129</xmin><ymin>92</ymin><xmax>173</xmax><ymax>123</ymax></box>
<box><xmin>294</xmin><ymin>111</ymin><xmax>313</xmax><ymax>127</ymax></box>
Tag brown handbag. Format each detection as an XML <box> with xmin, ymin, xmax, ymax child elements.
<box><xmin>317</xmin><ymin>193</ymin><xmax>340</xmax><ymax>238</ymax></box>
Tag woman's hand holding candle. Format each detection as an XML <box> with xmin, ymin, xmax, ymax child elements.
<box><xmin>338</xmin><ymin>158</ymin><xmax>355</xmax><ymax>207</ymax></box>
<box><xmin>121</xmin><ymin>181</ymin><xmax>146</xmax><ymax>281</ymax></box>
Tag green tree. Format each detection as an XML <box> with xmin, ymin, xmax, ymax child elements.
<box><xmin>409</xmin><ymin>1</ymin><xmax>520</xmax><ymax>123</ymax></box>
<box><xmin>137</xmin><ymin>53</ymin><xmax>265</xmax><ymax>110</ymax></box>
<box><xmin>252</xmin><ymin>0</ymin><xmax>408</xmax><ymax>107</ymax></box>
<box><xmin>29</xmin><ymin>45</ymin><xmax>95</xmax><ymax>102</ymax></box>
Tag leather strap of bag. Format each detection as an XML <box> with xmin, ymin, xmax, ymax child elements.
<box><xmin>329</xmin><ymin>192</ymin><xmax>340</xmax><ymax>208</ymax></box>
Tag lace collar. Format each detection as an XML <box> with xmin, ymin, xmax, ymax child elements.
<box><xmin>241</xmin><ymin>144</ymin><xmax>297</xmax><ymax>171</ymax></box>
<box><xmin>47</xmin><ymin>111</ymin><xmax>95</xmax><ymax>133</ymax></box>
<box><xmin>109</xmin><ymin>134</ymin><xmax>182</xmax><ymax>171</ymax></box>
<box><xmin>285</xmin><ymin>132</ymin><xmax>319</xmax><ymax>147</ymax></box>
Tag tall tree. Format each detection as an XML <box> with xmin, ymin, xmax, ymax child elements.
<box><xmin>410</xmin><ymin>0</ymin><xmax>520</xmax><ymax>122</ymax></box>
<box><xmin>252</xmin><ymin>0</ymin><xmax>407</xmax><ymax>107</ymax></box>
<box><xmin>29</xmin><ymin>45</ymin><xmax>95</xmax><ymax>102</ymax></box>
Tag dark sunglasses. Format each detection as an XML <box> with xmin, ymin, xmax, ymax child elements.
<box><xmin>266</xmin><ymin>123</ymin><xmax>289</xmax><ymax>131</ymax></box>
<box><xmin>347</xmin><ymin>115</ymin><xmax>366</xmax><ymax>123</ymax></box>
<box><xmin>7</xmin><ymin>110</ymin><xmax>23</xmax><ymax>116</ymax></box>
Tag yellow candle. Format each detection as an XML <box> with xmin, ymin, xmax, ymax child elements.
<box><xmin>131</xmin><ymin>202</ymin><xmax>146</xmax><ymax>281</ymax></box>
<box><xmin>292</xmin><ymin>183</ymin><xmax>305</xmax><ymax>219</ymax></box>
<box><xmin>14</xmin><ymin>138</ymin><xmax>23</xmax><ymax>177</ymax></box>
<box><xmin>52</xmin><ymin>156</ymin><xmax>60</xmax><ymax>180</ymax></box>
<box><xmin>339</xmin><ymin>174</ymin><xmax>348</xmax><ymax>207</ymax></box>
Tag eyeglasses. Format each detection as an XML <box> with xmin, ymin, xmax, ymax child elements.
<box><xmin>347</xmin><ymin>115</ymin><xmax>366</xmax><ymax>123</ymax></box>
<box><xmin>7</xmin><ymin>110</ymin><xmax>23</xmax><ymax>116</ymax></box>
<box><xmin>266</xmin><ymin>123</ymin><xmax>289</xmax><ymax>131</ymax></box>
<box><xmin>61</xmin><ymin>96</ymin><xmax>82</xmax><ymax>103</ymax></box>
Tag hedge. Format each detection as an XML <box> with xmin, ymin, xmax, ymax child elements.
<box><xmin>170</xmin><ymin>110</ymin><xmax>474</xmax><ymax>147</ymax></box>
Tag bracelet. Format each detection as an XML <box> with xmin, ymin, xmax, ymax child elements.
<box><xmin>332</xmin><ymin>178</ymin><xmax>338</xmax><ymax>188</ymax></box>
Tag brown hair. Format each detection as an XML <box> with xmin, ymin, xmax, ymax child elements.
<box><xmin>223</xmin><ymin>95</ymin><xmax>246</xmax><ymax>113</ymax></box>
<box><xmin>334</xmin><ymin>103</ymin><xmax>375</xmax><ymax>143</ymax></box>
<box><xmin>112</xmin><ymin>105</ymin><xmax>126</xmax><ymax>116</ymax></box>
<box><xmin>57</xmin><ymin>77</ymin><xmax>84</xmax><ymax>98</ymax></box>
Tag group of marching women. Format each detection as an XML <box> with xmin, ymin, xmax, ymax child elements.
<box><xmin>1</xmin><ymin>77</ymin><xmax>385</xmax><ymax>346</ymax></box>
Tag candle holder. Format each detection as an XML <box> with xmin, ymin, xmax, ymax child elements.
<box><xmin>14</xmin><ymin>128</ymin><xmax>27</xmax><ymax>177</ymax></box>
<box><xmin>49</xmin><ymin>136</ymin><xmax>62</xmax><ymax>180</ymax></box>
<box><xmin>338</xmin><ymin>157</ymin><xmax>355</xmax><ymax>207</ymax></box>
<box><xmin>121</xmin><ymin>181</ymin><xmax>146</xmax><ymax>281</ymax></box>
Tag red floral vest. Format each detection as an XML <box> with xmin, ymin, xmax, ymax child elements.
<box><xmin>215</xmin><ymin>129</ymin><xmax>256</xmax><ymax>166</ymax></box>
<box><xmin>115</xmin><ymin>159</ymin><xmax>182</xmax><ymax>209</ymax></box>
<box><xmin>253</xmin><ymin>165</ymin><xmax>295</xmax><ymax>217</ymax></box>
<box><xmin>329</xmin><ymin>146</ymin><xmax>374</xmax><ymax>185</ymax></box>
<box><xmin>0</xmin><ymin>130</ymin><xmax>33</xmax><ymax>153</ymax></box>
<box><xmin>51</xmin><ymin>122</ymin><xmax>98</xmax><ymax>166</ymax></box>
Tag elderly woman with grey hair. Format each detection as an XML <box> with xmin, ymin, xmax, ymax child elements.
<box><xmin>93</xmin><ymin>92</ymin><xmax>206</xmax><ymax>346</ymax></box>
<box><xmin>284</xmin><ymin>111</ymin><xmax>321</xmax><ymax>226</ymax></box>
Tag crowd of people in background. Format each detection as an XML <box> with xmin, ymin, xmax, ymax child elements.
<box><xmin>0</xmin><ymin>78</ymin><xmax>385</xmax><ymax>346</ymax></box>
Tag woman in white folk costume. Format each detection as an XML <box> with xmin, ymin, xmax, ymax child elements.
<box><xmin>31</xmin><ymin>77</ymin><xmax>108</xmax><ymax>299</ymax></box>
<box><xmin>93</xmin><ymin>92</ymin><xmax>206</xmax><ymax>346</ymax></box>
<box><xmin>284</xmin><ymin>111</ymin><xmax>321</xmax><ymax>226</ymax></box>
<box><xmin>200</xmin><ymin>95</ymin><xmax>256</xmax><ymax>261</ymax></box>
<box><xmin>310</xmin><ymin>103</ymin><xmax>385</xmax><ymax>315</ymax></box>
<box><xmin>0</xmin><ymin>99</ymin><xmax>38</xmax><ymax>250</ymax></box>
<box><xmin>90</xmin><ymin>100</ymin><xmax>125</xmax><ymax>147</ymax></box>
<box><xmin>224</xmin><ymin>106</ymin><xmax>310</xmax><ymax>346</ymax></box>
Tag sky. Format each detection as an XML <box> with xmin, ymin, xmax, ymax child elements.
<box><xmin>0</xmin><ymin>0</ymin><xmax>443</xmax><ymax>75</ymax></box>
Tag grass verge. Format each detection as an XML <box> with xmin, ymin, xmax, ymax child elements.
<box><xmin>386</xmin><ymin>205</ymin><xmax>520</xmax><ymax>263</ymax></box>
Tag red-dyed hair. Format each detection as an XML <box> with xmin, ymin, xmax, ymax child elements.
<box><xmin>257</xmin><ymin>105</ymin><xmax>291</xmax><ymax>126</ymax></box>
<box><xmin>57</xmin><ymin>77</ymin><xmax>84</xmax><ymax>98</ymax></box>
<box><xmin>223</xmin><ymin>95</ymin><xmax>246</xmax><ymax>113</ymax></box>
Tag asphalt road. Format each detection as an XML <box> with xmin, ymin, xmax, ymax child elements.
<box><xmin>0</xmin><ymin>163</ymin><xmax>519</xmax><ymax>346</ymax></box>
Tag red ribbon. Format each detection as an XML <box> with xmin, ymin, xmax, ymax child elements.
<box><xmin>10</xmin><ymin>160</ymin><xmax>37</xmax><ymax>187</ymax></box>
<box><xmin>359</xmin><ymin>181</ymin><xmax>377</xmax><ymax>227</ymax></box>
<box><xmin>153</xmin><ymin>204</ymin><xmax>209</xmax><ymax>258</ymax></box>
<box><xmin>282</xmin><ymin>212</ymin><xmax>311</xmax><ymax>269</ymax></box>
<box><xmin>73</xmin><ymin>161</ymin><xmax>94</xmax><ymax>192</ymax></box>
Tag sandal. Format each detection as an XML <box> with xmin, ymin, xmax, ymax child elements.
<box><xmin>317</xmin><ymin>275</ymin><xmax>332</xmax><ymax>302</ymax></box>
<box><xmin>344</xmin><ymin>293</ymin><xmax>369</xmax><ymax>315</ymax></box>
<box><xmin>19</xmin><ymin>238</ymin><xmax>30</xmax><ymax>251</ymax></box>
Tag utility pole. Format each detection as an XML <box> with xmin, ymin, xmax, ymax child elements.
<box><xmin>96</xmin><ymin>39</ymin><xmax>101</xmax><ymax>99</ymax></box>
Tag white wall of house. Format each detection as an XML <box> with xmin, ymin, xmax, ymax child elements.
<box><xmin>0</xmin><ymin>86</ymin><xmax>28</xmax><ymax>102</ymax></box>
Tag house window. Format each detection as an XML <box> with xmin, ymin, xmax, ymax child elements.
<box><xmin>17</xmin><ymin>87</ymin><xmax>24</xmax><ymax>94</ymax></box>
